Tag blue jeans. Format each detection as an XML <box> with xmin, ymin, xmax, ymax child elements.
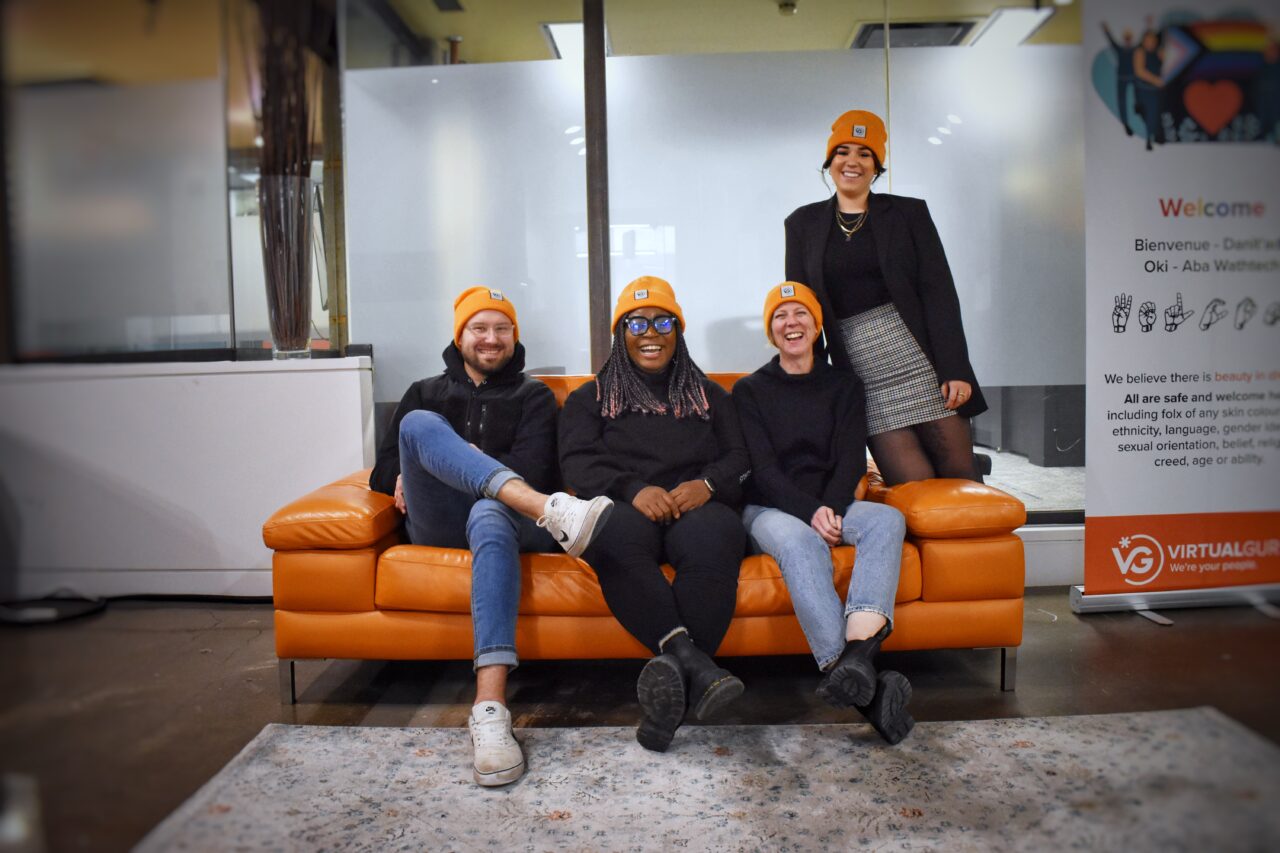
<box><xmin>398</xmin><ymin>410</ymin><xmax>555</xmax><ymax>670</ymax></box>
<box><xmin>743</xmin><ymin>500</ymin><xmax>906</xmax><ymax>671</ymax></box>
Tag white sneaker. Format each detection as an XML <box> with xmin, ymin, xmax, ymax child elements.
<box><xmin>468</xmin><ymin>702</ymin><xmax>525</xmax><ymax>787</ymax></box>
<box><xmin>537</xmin><ymin>492</ymin><xmax>613</xmax><ymax>558</ymax></box>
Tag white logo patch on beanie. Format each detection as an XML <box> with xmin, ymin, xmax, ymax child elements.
<box><xmin>853</xmin><ymin>124</ymin><xmax>867</xmax><ymax>138</ymax></box>
<box><xmin>634</xmin><ymin>289</ymin><xmax>649</xmax><ymax>300</ymax></box>
<box><xmin>488</xmin><ymin>290</ymin><xmax>504</xmax><ymax>301</ymax></box>
<box><xmin>781</xmin><ymin>285</ymin><xmax>795</xmax><ymax>297</ymax></box>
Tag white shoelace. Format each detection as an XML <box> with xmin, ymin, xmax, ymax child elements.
<box><xmin>471</xmin><ymin>716</ymin><xmax>514</xmax><ymax>748</ymax></box>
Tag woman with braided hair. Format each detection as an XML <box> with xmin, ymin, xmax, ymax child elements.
<box><xmin>559</xmin><ymin>276</ymin><xmax>751</xmax><ymax>753</ymax></box>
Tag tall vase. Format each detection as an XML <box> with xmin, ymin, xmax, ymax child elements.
<box><xmin>259</xmin><ymin>174</ymin><xmax>313</xmax><ymax>358</ymax></box>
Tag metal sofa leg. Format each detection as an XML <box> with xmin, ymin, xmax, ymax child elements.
<box><xmin>278</xmin><ymin>659</ymin><xmax>297</xmax><ymax>705</ymax></box>
<box><xmin>1000</xmin><ymin>647</ymin><xmax>1018</xmax><ymax>692</ymax></box>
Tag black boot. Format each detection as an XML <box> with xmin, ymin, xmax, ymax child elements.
<box><xmin>816</xmin><ymin>622</ymin><xmax>890</xmax><ymax>708</ymax></box>
<box><xmin>857</xmin><ymin>670</ymin><xmax>915</xmax><ymax>745</ymax></box>
<box><xmin>635</xmin><ymin>654</ymin><xmax>686</xmax><ymax>752</ymax></box>
<box><xmin>664</xmin><ymin>632</ymin><xmax>744</xmax><ymax>720</ymax></box>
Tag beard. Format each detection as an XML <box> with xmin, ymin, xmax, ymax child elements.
<box><xmin>460</xmin><ymin>343</ymin><xmax>513</xmax><ymax>377</ymax></box>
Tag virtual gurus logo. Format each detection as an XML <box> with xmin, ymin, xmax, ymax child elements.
<box><xmin>1112</xmin><ymin>534</ymin><xmax>1165</xmax><ymax>585</ymax></box>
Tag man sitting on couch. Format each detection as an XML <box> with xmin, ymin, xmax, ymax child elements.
<box><xmin>370</xmin><ymin>286</ymin><xmax>613</xmax><ymax>787</ymax></box>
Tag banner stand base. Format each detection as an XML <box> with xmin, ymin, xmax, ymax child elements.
<box><xmin>1070</xmin><ymin>583</ymin><xmax>1280</xmax><ymax>615</ymax></box>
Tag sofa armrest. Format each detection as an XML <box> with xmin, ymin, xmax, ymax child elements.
<box><xmin>262</xmin><ymin>469</ymin><xmax>402</xmax><ymax>550</ymax></box>
<box><xmin>871</xmin><ymin>478</ymin><xmax>1026</xmax><ymax>539</ymax></box>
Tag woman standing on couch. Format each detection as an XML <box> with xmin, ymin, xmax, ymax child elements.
<box><xmin>784</xmin><ymin>109</ymin><xmax>986</xmax><ymax>485</ymax></box>
<box><xmin>559</xmin><ymin>276</ymin><xmax>751</xmax><ymax>753</ymax></box>
<box><xmin>734</xmin><ymin>282</ymin><xmax>914</xmax><ymax>744</ymax></box>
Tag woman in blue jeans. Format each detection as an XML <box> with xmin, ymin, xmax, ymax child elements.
<box><xmin>733</xmin><ymin>282</ymin><xmax>914</xmax><ymax>744</ymax></box>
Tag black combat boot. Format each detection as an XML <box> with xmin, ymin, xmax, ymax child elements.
<box><xmin>635</xmin><ymin>654</ymin><xmax>686</xmax><ymax>753</ymax></box>
<box><xmin>663</xmin><ymin>631</ymin><xmax>744</xmax><ymax>720</ymax></box>
<box><xmin>857</xmin><ymin>670</ymin><xmax>915</xmax><ymax>745</ymax></box>
<box><xmin>816</xmin><ymin>622</ymin><xmax>890</xmax><ymax>708</ymax></box>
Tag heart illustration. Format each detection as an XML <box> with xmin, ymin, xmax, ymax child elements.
<box><xmin>1183</xmin><ymin>80</ymin><xmax>1242</xmax><ymax>135</ymax></box>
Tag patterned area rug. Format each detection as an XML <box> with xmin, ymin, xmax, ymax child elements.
<box><xmin>138</xmin><ymin>707</ymin><xmax>1279</xmax><ymax>852</ymax></box>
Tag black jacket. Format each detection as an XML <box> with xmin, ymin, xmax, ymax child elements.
<box><xmin>369</xmin><ymin>343</ymin><xmax>558</xmax><ymax>496</ymax></box>
<box><xmin>559</xmin><ymin>376</ymin><xmax>751</xmax><ymax>507</ymax></box>
<box><xmin>785</xmin><ymin>192</ymin><xmax>987</xmax><ymax>418</ymax></box>
<box><xmin>733</xmin><ymin>357</ymin><xmax>867</xmax><ymax>523</ymax></box>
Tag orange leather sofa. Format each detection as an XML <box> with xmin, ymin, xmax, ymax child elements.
<box><xmin>263</xmin><ymin>374</ymin><xmax>1027</xmax><ymax>703</ymax></box>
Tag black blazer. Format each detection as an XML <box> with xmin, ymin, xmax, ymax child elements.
<box><xmin>784</xmin><ymin>192</ymin><xmax>987</xmax><ymax>418</ymax></box>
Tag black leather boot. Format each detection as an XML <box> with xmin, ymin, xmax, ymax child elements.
<box><xmin>857</xmin><ymin>670</ymin><xmax>915</xmax><ymax>745</ymax></box>
<box><xmin>816</xmin><ymin>622</ymin><xmax>890</xmax><ymax>708</ymax></box>
<box><xmin>635</xmin><ymin>654</ymin><xmax>686</xmax><ymax>752</ymax></box>
<box><xmin>664</xmin><ymin>632</ymin><xmax>744</xmax><ymax>720</ymax></box>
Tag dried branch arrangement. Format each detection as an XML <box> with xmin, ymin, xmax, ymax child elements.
<box><xmin>257</xmin><ymin>0</ymin><xmax>319</xmax><ymax>355</ymax></box>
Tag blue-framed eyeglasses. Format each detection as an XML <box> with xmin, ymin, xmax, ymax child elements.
<box><xmin>624</xmin><ymin>314</ymin><xmax>678</xmax><ymax>336</ymax></box>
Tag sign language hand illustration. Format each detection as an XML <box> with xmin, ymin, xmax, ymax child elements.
<box><xmin>1139</xmin><ymin>300</ymin><xmax>1156</xmax><ymax>332</ymax></box>
<box><xmin>1164</xmin><ymin>292</ymin><xmax>1194</xmax><ymax>331</ymax></box>
<box><xmin>1198</xmin><ymin>298</ymin><xmax>1227</xmax><ymax>331</ymax></box>
<box><xmin>1265</xmin><ymin>302</ymin><xmax>1280</xmax><ymax>327</ymax></box>
<box><xmin>1112</xmin><ymin>292</ymin><xmax>1132</xmax><ymax>332</ymax></box>
<box><xmin>1234</xmin><ymin>298</ymin><xmax>1256</xmax><ymax>330</ymax></box>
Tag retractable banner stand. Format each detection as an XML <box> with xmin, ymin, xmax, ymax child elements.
<box><xmin>1079</xmin><ymin>0</ymin><xmax>1280</xmax><ymax>612</ymax></box>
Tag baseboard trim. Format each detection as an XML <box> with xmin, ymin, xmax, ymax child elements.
<box><xmin>14</xmin><ymin>570</ymin><xmax>272</xmax><ymax>599</ymax></box>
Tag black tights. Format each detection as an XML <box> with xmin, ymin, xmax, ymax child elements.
<box><xmin>868</xmin><ymin>414</ymin><xmax>978</xmax><ymax>487</ymax></box>
<box><xmin>583</xmin><ymin>501</ymin><xmax>745</xmax><ymax>655</ymax></box>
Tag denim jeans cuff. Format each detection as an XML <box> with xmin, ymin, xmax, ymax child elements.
<box><xmin>480</xmin><ymin>468</ymin><xmax>521</xmax><ymax>500</ymax></box>
<box><xmin>844</xmin><ymin>605</ymin><xmax>893</xmax><ymax>632</ymax></box>
<box><xmin>474</xmin><ymin>648</ymin><xmax>519</xmax><ymax>672</ymax></box>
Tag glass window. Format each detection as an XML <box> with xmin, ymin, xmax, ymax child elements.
<box><xmin>5</xmin><ymin>0</ymin><xmax>231</xmax><ymax>357</ymax></box>
<box><xmin>340</xmin><ymin>1</ymin><xmax>590</xmax><ymax>403</ymax></box>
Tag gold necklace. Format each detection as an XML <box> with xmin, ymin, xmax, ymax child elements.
<box><xmin>835</xmin><ymin>207</ymin><xmax>868</xmax><ymax>241</ymax></box>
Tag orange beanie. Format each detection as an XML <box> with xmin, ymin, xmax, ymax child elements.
<box><xmin>611</xmin><ymin>276</ymin><xmax>686</xmax><ymax>331</ymax></box>
<box><xmin>762</xmin><ymin>282</ymin><xmax>823</xmax><ymax>344</ymax></box>
<box><xmin>453</xmin><ymin>287</ymin><xmax>519</xmax><ymax>345</ymax></box>
<box><xmin>826</xmin><ymin>109</ymin><xmax>887</xmax><ymax>166</ymax></box>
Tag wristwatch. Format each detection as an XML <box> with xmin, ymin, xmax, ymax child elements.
<box><xmin>702</xmin><ymin>477</ymin><xmax>716</xmax><ymax>495</ymax></box>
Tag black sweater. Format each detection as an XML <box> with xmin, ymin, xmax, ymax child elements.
<box><xmin>785</xmin><ymin>192</ymin><xmax>987</xmax><ymax>418</ymax></box>
<box><xmin>559</xmin><ymin>373</ymin><xmax>751</xmax><ymax>507</ymax></box>
<box><xmin>732</xmin><ymin>357</ymin><xmax>867</xmax><ymax>523</ymax></box>
<box><xmin>369</xmin><ymin>343</ymin><xmax>558</xmax><ymax>496</ymax></box>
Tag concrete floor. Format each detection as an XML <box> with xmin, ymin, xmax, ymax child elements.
<box><xmin>2</xmin><ymin>589</ymin><xmax>1278</xmax><ymax>852</ymax></box>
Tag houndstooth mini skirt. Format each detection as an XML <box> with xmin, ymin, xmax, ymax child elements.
<box><xmin>837</xmin><ymin>302</ymin><xmax>954</xmax><ymax>436</ymax></box>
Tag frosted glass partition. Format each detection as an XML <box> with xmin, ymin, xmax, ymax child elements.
<box><xmin>606</xmin><ymin>48</ymin><xmax>1084</xmax><ymax>385</ymax></box>
<box><xmin>344</xmin><ymin>63</ymin><xmax>589</xmax><ymax>402</ymax></box>
<box><xmin>12</xmin><ymin>81</ymin><xmax>231</xmax><ymax>356</ymax></box>
<box><xmin>887</xmin><ymin>46</ymin><xmax>1084</xmax><ymax>386</ymax></box>
<box><xmin>606</xmin><ymin>52</ymin><xmax>888</xmax><ymax>372</ymax></box>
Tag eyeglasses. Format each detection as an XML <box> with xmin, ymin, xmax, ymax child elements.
<box><xmin>466</xmin><ymin>323</ymin><xmax>515</xmax><ymax>339</ymax></box>
<box><xmin>624</xmin><ymin>314</ymin><xmax>678</xmax><ymax>336</ymax></box>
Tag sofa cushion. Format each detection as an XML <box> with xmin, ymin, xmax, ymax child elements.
<box><xmin>877</xmin><ymin>479</ymin><xmax>1026</xmax><ymax>539</ymax></box>
<box><xmin>263</xmin><ymin>469</ymin><xmax>401</xmax><ymax>550</ymax></box>
<box><xmin>273</xmin><ymin>532</ymin><xmax>401</xmax><ymax>612</ymax></box>
<box><xmin>374</xmin><ymin>542</ymin><xmax>921</xmax><ymax>616</ymax></box>
<box><xmin>918</xmin><ymin>534</ymin><xmax>1024</xmax><ymax>602</ymax></box>
<box><xmin>377</xmin><ymin>548</ymin><xmax>612</xmax><ymax>616</ymax></box>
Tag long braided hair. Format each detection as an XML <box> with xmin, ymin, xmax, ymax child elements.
<box><xmin>596</xmin><ymin>321</ymin><xmax>710</xmax><ymax>420</ymax></box>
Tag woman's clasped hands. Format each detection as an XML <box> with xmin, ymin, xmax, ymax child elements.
<box><xmin>632</xmin><ymin>480</ymin><xmax>713</xmax><ymax>523</ymax></box>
